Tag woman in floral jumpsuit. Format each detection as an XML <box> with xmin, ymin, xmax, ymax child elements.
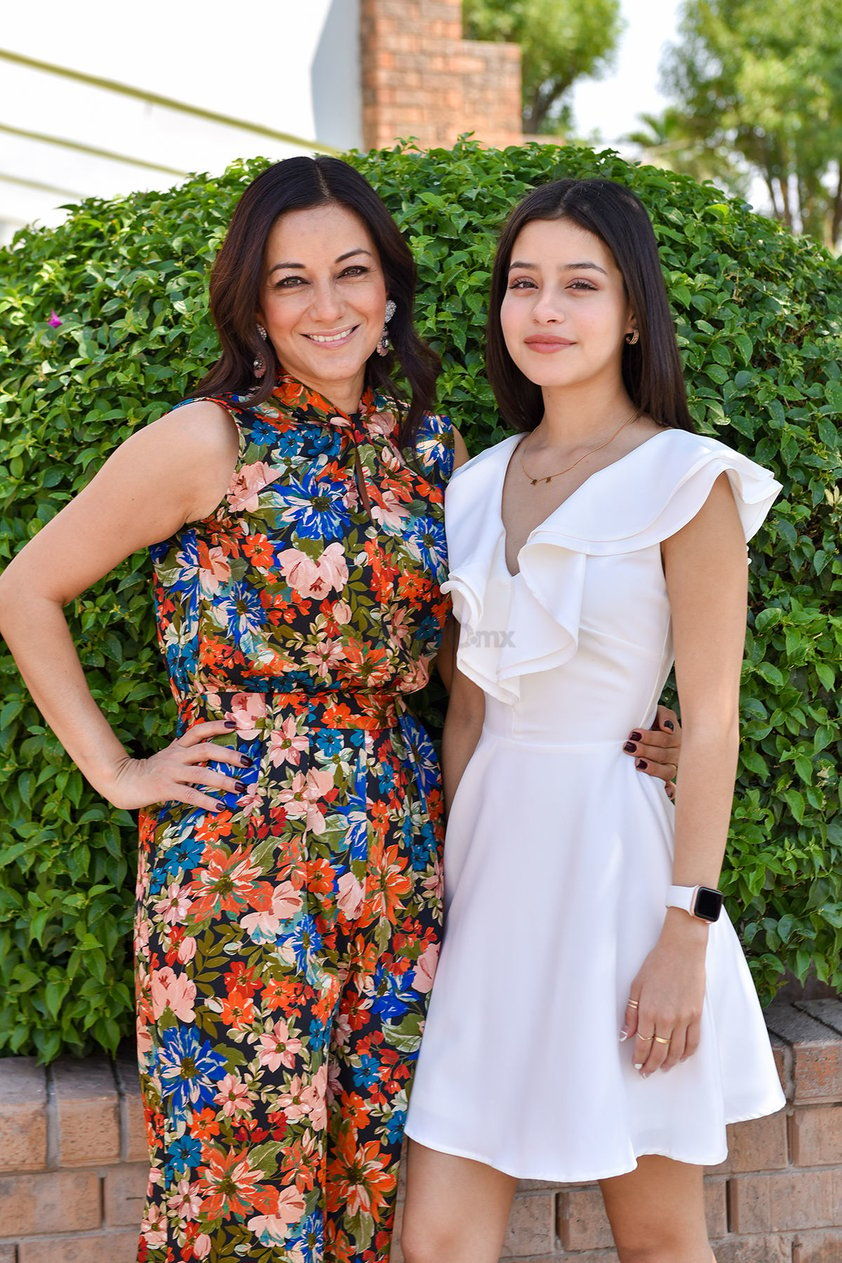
<box><xmin>0</xmin><ymin>157</ymin><xmax>679</xmax><ymax>1263</ymax></box>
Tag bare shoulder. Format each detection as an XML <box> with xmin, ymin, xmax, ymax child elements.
<box><xmin>122</xmin><ymin>400</ymin><xmax>239</xmax><ymax>521</ymax></box>
<box><xmin>452</xmin><ymin>425</ymin><xmax>470</xmax><ymax>470</ymax></box>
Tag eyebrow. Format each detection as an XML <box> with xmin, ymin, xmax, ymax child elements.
<box><xmin>268</xmin><ymin>248</ymin><xmax>374</xmax><ymax>275</ymax></box>
<box><xmin>509</xmin><ymin>259</ymin><xmax>608</xmax><ymax>275</ymax></box>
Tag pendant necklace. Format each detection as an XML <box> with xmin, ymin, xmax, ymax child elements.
<box><xmin>520</xmin><ymin>407</ymin><xmax>642</xmax><ymax>487</ymax></box>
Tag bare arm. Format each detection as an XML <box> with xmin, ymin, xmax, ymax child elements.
<box><xmin>0</xmin><ymin>401</ymin><xmax>247</xmax><ymax>811</ymax></box>
<box><xmin>441</xmin><ymin>661</ymin><xmax>485</xmax><ymax>816</ymax></box>
<box><xmin>623</xmin><ymin>474</ymin><xmax>748</xmax><ymax>1073</ymax></box>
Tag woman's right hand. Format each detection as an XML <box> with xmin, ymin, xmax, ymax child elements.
<box><xmin>104</xmin><ymin>721</ymin><xmax>251</xmax><ymax>812</ymax></box>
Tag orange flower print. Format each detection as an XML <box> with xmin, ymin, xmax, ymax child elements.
<box><xmin>197</xmin><ymin>1146</ymin><xmax>279</xmax><ymax>1220</ymax></box>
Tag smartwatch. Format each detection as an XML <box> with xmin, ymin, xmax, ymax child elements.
<box><xmin>666</xmin><ymin>884</ymin><xmax>723</xmax><ymax>923</ymax></box>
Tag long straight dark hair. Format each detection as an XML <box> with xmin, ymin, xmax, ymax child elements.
<box><xmin>486</xmin><ymin>178</ymin><xmax>694</xmax><ymax>433</ymax></box>
<box><xmin>197</xmin><ymin>157</ymin><xmax>439</xmax><ymax>443</ymax></box>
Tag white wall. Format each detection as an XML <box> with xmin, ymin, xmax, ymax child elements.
<box><xmin>0</xmin><ymin>0</ymin><xmax>361</xmax><ymax>242</ymax></box>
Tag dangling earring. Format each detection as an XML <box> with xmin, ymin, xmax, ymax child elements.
<box><xmin>254</xmin><ymin>323</ymin><xmax>269</xmax><ymax>378</ymax></box>
<box><xmin>376</xmin><ymin>299</ymin><xmax>397</xmax><ymax>357</ymax></box>
<box><xmin>625</xmin><ymin>329</ymin><xmax>640</xmax><ymax>345</ymax></box>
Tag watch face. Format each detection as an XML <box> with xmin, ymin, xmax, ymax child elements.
<box><xmin>695</xmin><ymin>887</ymin><xmax>723</xmax><ymax>922</ymax></box>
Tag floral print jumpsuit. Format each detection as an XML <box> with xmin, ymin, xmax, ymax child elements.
<box><xmin>135</xmin><ymin>376</ymin><xmax>453</xmax><ymax>1263</ymax></box>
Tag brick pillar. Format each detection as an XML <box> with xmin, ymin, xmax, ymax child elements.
<box><xmin>360</xmin><ymin>0</ymin><xmax>522</xmax><ymax>150</ymax></box>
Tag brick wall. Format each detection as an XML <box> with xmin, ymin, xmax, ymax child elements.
<box><xmin>0</xmin><ymin>1000</ymin><xmax>840</xmax><ymax>1262</ymax></box>
<box><xmin>359</xmin><ymin>0</ymin><xmax>522</xmax><ymax>150</ymax></box>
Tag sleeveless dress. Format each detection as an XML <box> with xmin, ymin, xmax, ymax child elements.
<box><xmin>404</xmin><ymin>428</ymin><xmax>786</xmax><ymax>1181</ymax></box>
<box><xmin>135</xmin><ymin>375</ymin><xmax>453</xmax><ymax>1262</ymax></box>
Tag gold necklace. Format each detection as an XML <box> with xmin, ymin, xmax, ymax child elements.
<box><xmin>519</xmin><ymin>407</ymin><xmax>642</xmax><ymax>487</ymax></box>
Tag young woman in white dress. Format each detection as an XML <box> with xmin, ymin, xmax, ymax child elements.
<box><xmin>401</xmin><ymin>179</ymin><xmax>786</xmax><ymax>1263</ymax></box>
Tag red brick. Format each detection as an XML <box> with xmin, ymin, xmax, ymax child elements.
<box><xmin>0</xmin><ymin>1246</ymin><xmax>16</xmax><ymax>1263</ymax></box>
<box><xmin>18</xmin><ymin>1230</ymin><xmax>138</xmax><ymax>1263</ymax></box>
<box><xmin>765</xmin><ymin>1003</ymin><xmax>842</xmax><ymax>1105</ymax></box>
<box><xmin>114</xmin><ymin>1055</ymin><xmax>148</xmax><ymax>1164</ymax></box>
<box><xmin>729</xmin><ymin>1168</ymin><xmax>842</xmax><ymax>1233</ymax></box>
<box><xmin>0</xmin><ymin>1170</ymin><xmax>100</xmax><ymax>1235</ymax></box>
<box><xmin>559</xmin><ymin>1184</ymin><xmax>612</xmax><ymax>1251</ymax></box>
<box><xmin>711</xmin><ymin>1235</ymin><xmax>791</xmax><ymax>1263</ymax></box>
<box><xmin>792</xmin><ymin>1228</ymin><xmax>842</xmax><ymax>1262</ymax></box>
<box><xmin>791</xmin><ymin>1105</ymin><xmax>842</xmax><ymax>1166</ymax></box>
<box><xmin>104</xmin><ymin>1162</ymin><xmax>148</xmax><ymax>1227</ymax></box>
<box><xmin>710</xmin><ymin>1109</ymin><xmax>790</xmax><ymax>1174</ymax></box>
<box><xmin>503</xmin><ymin>1190</ymin><xmax>555</xmax><ymax>1256</ymax></box>
<box><xmin>704</xmin><ymin>1177</ymin><xmax>728</xmax><ymax>1238</ymax></box>
<box><xmin>52</xmin><ymin>1056</ymin><xmax>120</xmax><ymax>1166</ymax></box>
<box><xmin>0</xmin><ymin>1057</ymin><xmax>48</xmax><ymax>1173</ymax></box>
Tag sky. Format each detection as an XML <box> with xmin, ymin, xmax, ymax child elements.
<box><xmin>569</xmin><ymin>0</ymin><xmax>681</xmax><ymax>149</ymax></box>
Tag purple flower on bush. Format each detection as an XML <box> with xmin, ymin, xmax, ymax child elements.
<box><xmin>47</xmin><ymin>311</ymin><xmax>62</xmax><ymax>328</ymax></box>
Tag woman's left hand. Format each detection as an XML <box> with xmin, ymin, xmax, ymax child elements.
<box><xmin>620</xmin><ymin>911</ymin><xmax>708</xmax><ymax>1075</ymax></box>
<box><xmin>623</xmin><ymin>704</ymin><xmax>680</xmax><ymax>799</ymax></box>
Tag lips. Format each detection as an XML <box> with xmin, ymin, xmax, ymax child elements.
<box><xmin>305</xmin><ymin>326</ymin><xmax>358</xmax><ymax>345</ymax></box>
<box><xmin>524</xmin><ymin>335</ymin><xmax>574</xmax><ymax>349</ymax></box>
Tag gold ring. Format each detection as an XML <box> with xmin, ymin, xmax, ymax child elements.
<box><xmin>637</xmin><ymin>1033</ymin><xmax>654</xmax><ymax>1041</ymax></box>
<box><xmin>626</xmin><ymin>999</ymin><xmax>639</xmax><ymax>1009</ymax></box>
<box><xmin>653</xmin><ymin>1035</ymin><xmax>672</xmax><ymax>1045</ymax></box>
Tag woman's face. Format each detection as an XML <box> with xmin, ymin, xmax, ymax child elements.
<box><xmin>500</xmin><ymin>217</ymin><xmax>634</xmax><ymax>395</ymax></box>
<box><xmin>257</xmin><ymin>202</ymin><xmax>388</xmax><ymax>413</ymax></box>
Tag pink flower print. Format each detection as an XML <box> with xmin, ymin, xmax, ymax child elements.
<box><xmin>248</xmin><ymin>1187</ymin><xmax>308</xmax><ymax>1244</ymax></box>
<box><xmin>337</xmin><ymin>871</ymin><xmax>365</xmax><ymax>921</ymax></box>
<box><xmin>241</xmin><ymin>880</ymin><xmax>303</xmax><ymax>941</ymax></box>
<box><xmin>304</xmin><ymin>638</ymin><xmax>344</xmax><ymax>679</ymax></box>
<box><xmin>333</xmin><ymin>599</ymin><xmax>352</xmax><ymax>625</ymax></box>
<box><xmin>257</xmin><ymin>1017</ymin><xmax>304</xmax><ymax>1072</ymax></box>
<box><xmin>267</xmin><ymin>718</ymin><xmax>308</xmax><ymax>768</ymax></box>
<box><xmin>193</xmin><ymin>1233</ymin><xmax>212</xmax><ymax>1259</ymax></box>
<box><xmin>177</xmin><ymin>935</ymin><xmax>197</xmax><ymax>963</ymax></box>
<box><xmin>367</xmin><ymin>408</ymin><xmax>397</xmax><ymax>437</ymax></box>
<box><xmin>167</xmin><ymin>1177</ymin><xmax>202</xmax><ymax>1219</ymax></box>
<box><xmin>154</xmin><ymin>882</ymin><xmax>191</xmax><ymax>926</ymax></box>
<box><xmin>150</xmin><ymin>966</ymin><xmax>197</xmax><ymax>1022</ymax></box>
<box><xmin>198</xmin><ymin>545</ymin><xmax>232</xmax><ymax>596</ymax></box>
<box><xmin>226</xmin><ymin>461</ymin><xmax>282</xmax><ymax>512</ymax></box>
<box><xmin>276</xmin><ymin>1064</ymin><xmax>327</xmax><ymax>1129</ymax></box>
<box><xmin>370</xmin><ymin>486</ymin><xmax>410</xmax><ymax>530</ymax></box>
<box><xmin>215</xmin><ymin>1073</ymin><xmax>253</xmax><ymax>1119</ymax></box>
<box><xmin>412</xmin><ymin>942</ymin><xmax>440</xmax><ymax>994</ymax></box>
<box><xmin>140</xmin><ymin>1200</ymin><xmax>168</xmax><ymax>1248</ymax></box>
<box><xmin>227</xmin><ymin>691</ymin><xmax>267</xmax><ymax>740</ymax></box>
<box><xmin>278</xmin><ymin>542</ymin><xmax>348</xmax><ymax>600</ymax></box>
<box><xmin>47</xmin><ymin>310</ymin><xmax>62</xmax><ymax>328</ymax></box>
<box><xmin>277</xmin><ymin>766</ymin><xmax>335</xmax><ymax>835</ymax></box>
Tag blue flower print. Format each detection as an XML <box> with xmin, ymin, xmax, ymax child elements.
<box><xmin>281</xmin><ymin>470</ymin><xmax>351</xmax><ymax>539</ymax></box>
<box><xmin>164</xmin><ymin>1131</ymin><xmax>202</xmax><ymax>1179</ymax></box>
<box><xmin>156</xmin><ymin>1025</ymin><xmax>227</xmax><ymax>1115</ymax></box>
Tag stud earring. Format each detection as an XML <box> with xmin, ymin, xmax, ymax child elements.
<box><xmin>625</xmin><ymin>329</ymin><xmax>640</xmax><ymax>345</ymax></box>
<box><xmin>376</xmin><ymin>299</ymin><xmax>397</xmax><ymax>357</ymax></box>
<box><xmin>254</xmin><ymin>323</ymin><xmax>269</xmax><ymax>377</ymax></box>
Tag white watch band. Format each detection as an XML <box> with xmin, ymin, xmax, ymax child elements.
<box><xmin>666</xmin><ymin>884</ymin><xmax>698</xmax><ymax>914</ymax></box>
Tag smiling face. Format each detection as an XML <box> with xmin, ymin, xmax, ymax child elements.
<box><xmin>500</xmin><ymin>217</ymin><xmax>635</xmax><ymax>397</ymax></box>
<box><xmin>256</xmin><ymin>202</ymin><xmax>388</xmax><ymax>413</ymax></box>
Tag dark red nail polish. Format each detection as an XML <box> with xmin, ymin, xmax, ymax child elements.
<box><xmin>636</xmin><ymin>758</ymin><xmax>648</xmax><ymax>770</ymax></box>
<box><xmin>630</xmin><ymin>730</ymin><xmax>642</xmax><ymax>741</ymax></box>
<box><xmin>240</xmin><ymin>756</ymin><xmax>253</xmax><ymax>768</ymax></box>
<box><xmin>663</xmin><ymin>719</ymin><xmax>675</xmax><ymax>730</ymax></box>
<box><xmin>234</xmin><ymin>780</ymin><xmax>246</xmax><ymax>793</ymax></box>
<box><xmin>623</xmin><ymin>741</ymin><xmax>637</xmax><ymax>753</ymax></box>
<box><xmin>224</xmin><ymin>720</ymin><xmax>237</xmax><ymax>729</ymax></box>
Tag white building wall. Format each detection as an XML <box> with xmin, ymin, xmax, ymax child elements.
<box><xmin>0</xmin><ymin>0</ymin><xmax>362</xmax><ymax>242</ymax></box>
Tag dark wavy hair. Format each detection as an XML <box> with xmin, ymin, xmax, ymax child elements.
<box><xmin>486</xmin><ymin>178</ymin><xmax>694</xmax><ymax>433</ymax></box>
<box><xmin>197</xmin><ymin>157</ymin><xmax>439</xmax><ymax>443</ymax></box>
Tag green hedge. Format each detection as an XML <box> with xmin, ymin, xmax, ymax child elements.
<box><xmin>0</xmin><ymin>140</ymin><xmax>839</xmax><ymax>1061</ymax></box>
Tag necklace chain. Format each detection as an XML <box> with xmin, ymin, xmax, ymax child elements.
<box><xmin>519</xmin><ymin>407</ymin><xmax>642</xmax><ymax>487</ymax></box>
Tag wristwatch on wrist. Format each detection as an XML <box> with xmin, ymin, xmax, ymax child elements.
<box><xmin>666</xmin><ymin>884</ymin><xmax>723</xmax><ymax>923</ymax></box>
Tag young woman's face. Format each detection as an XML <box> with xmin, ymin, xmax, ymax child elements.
<box><xmin>500</xmin><ymin>217</ymin><xmax>635</xmax><ymax>394</ymax></box>
<box><xmin>257</xmin><ymin>202</ymin><xmax>388</xmax><ymax>412</ymax></box>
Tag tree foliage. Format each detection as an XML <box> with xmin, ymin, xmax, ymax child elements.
<box><xmin>0</xmin><ymin>140</ymin><xmax>840</xmax><ymax>1061</ymax></box>
<box><xmin>463</xmin><ymin>0</ymin><xmax>622</xmax><ymax>133</ymax></box>
<box><xmin>656</xmin><ymin>0</ymin><xmax>842</xmax><ymax>249</ymax></box>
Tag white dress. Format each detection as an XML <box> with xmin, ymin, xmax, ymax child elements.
<box><xmin>404</xmin><ymin>428</ymin><xmax>786</xmax><ymax>1182</ymax></box>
